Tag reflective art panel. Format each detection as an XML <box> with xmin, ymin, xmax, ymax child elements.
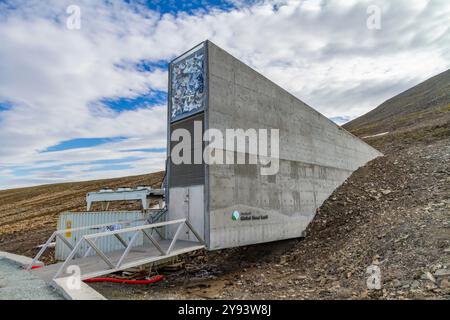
<box><xmin>170</xmin><ymin>44</ymin><xmax>205</xmax><ymax>122</ymax></box>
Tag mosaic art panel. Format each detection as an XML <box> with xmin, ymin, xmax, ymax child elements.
<box><xmin>170</xmin><ymin>45</ymin><xmax>205</xmax><ymax>122</ymax></box>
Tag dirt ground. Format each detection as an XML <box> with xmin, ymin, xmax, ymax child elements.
<box><xmin>89</xmin><ymin>124</ymin><xmax>450</xmax><ymax>300</ymax></box>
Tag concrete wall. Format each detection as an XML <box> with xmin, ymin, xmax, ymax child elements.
<box><xmin>206</xmin><ymin>41</ymin><xmax>382</xmax><ymax>249</ymax></box>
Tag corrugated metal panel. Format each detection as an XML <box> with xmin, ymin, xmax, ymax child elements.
<box><xmin>55</xmin><ymin>211</ymin><xmax>148</xmax><ymax>261</ymax></box>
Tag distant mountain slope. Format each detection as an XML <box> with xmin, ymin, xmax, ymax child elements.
<box><xmin>344</xmin><ymin>69</ymin><xmax>450</xmax><ymax>137</ymax></box>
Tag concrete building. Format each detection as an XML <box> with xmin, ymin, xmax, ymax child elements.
<box><xmin>29</xmin><ymin>41</ymin><xmax>382</xmax><ymax>282</ymax></box>
<box><xmin>166</xmin><ymin>40</ymin><xmax>382</xmax><ymax>250</ymax></box>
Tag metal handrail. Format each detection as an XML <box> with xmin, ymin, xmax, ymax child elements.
<box><xmin>52</xmin><ymin>218</ymin><xmax>204</xmax><ymax>279</ymax></box>
<box><xmin>27</xmin><ymin>217</ymin><xmax>154</xmax><ymax>271</ymax></box>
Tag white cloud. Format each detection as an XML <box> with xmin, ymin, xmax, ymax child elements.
<box><xmin>0</xmin><ymin>0</ymin><xmax>449</xmax><ymax>188</ymax></box>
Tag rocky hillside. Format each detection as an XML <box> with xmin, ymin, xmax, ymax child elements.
<box><xmin>344</xmin><ymin>69</ymin><xmax>450</xmax><ymax>137</ymax></box>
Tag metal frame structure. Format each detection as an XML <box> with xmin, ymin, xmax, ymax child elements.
<box><xmin>27</xmin><ymin>217</ymin><xmax>153</xmax><ymax>271</ymax></box>
<box><xmin>86</xmin><ymin>188</ymin><xmax>164</xmax><ymax>211</ymax></box>
<box><xmin>29</xmin><ymin>218</ymin><xmax>205</xmax><ymax>280</ymax></box>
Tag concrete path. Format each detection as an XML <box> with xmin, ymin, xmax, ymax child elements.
<box><xmin>0</xmin><ymin>257</ymin><xmax>63</xmax><ymax>300</ymax></box>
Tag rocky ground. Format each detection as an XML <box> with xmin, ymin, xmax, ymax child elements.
<box><xmin>90</xmin><ymin>124</ymin><xmax>450</xmax><ymax>300</ymax></box>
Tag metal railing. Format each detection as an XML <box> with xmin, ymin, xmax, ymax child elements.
<box><xmin>50</xmin><ymin>218</ymin><xmax>204</xmax><ymax>279</ymax></box>
<box><xmin>27</xmin><ymin>216</ymin><xmax>155</xmax><ymax>271</ymax></box>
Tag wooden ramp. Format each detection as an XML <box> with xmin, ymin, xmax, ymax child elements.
<box><xmin>28</xmin><ymin>218</ymin><xmax>205</xmax><ymax>282</ymax></box>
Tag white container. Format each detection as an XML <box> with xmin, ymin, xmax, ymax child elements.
<box><xmin>55</xmin><ymin>211</ymin><xmax>148</xmax><ymax>261</ymax></box>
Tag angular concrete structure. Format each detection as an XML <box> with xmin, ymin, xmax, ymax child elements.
<box><xmin>166</xmin><ymin>41</ymin><xmax>382</xmax><ymax>250</ymax></box>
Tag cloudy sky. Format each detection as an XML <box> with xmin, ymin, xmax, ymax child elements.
<box><xmin>0</xmin><ymin>0</ymin><xmax>449</xmax><ymax>189</ymax></box>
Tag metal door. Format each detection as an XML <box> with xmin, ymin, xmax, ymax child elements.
<box><xmin>168</xmin><ymin>185</ymin><xmax>204</xmax><ymax>241</ymax></box>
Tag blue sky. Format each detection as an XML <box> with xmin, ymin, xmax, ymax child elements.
<box><xmin>0</xmin><ymin>0</ymin><xmax>449</xmax><ymax>189</ymax></box>
<box><xmin>140</xmin><ymin>0</ymin><xmax>238</xmax><ymax>14</ymax></box>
